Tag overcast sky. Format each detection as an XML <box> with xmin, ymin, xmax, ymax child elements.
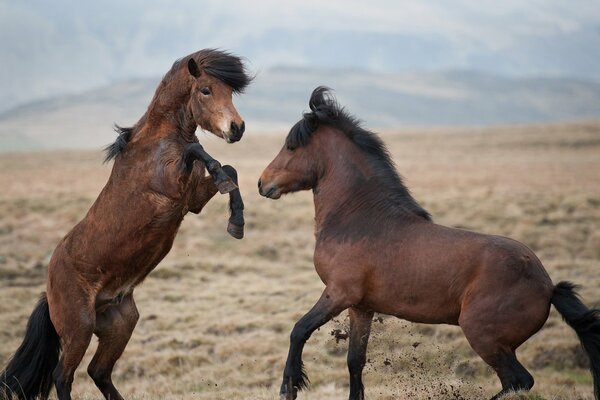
<box><xmin>1</xmin><ymin>0</ymin><xmax>599</xmax><ymax>111</ymax></box>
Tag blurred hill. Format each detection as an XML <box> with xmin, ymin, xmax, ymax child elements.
<box><xmin>3</xmin><ymin>1</ymin><xmax>600</xmax><ymax>114</ymax></box>
<box><xmin>1</xmin><ymin>67</ymin><xmax>600</xmax><ymax>152</ymax></box>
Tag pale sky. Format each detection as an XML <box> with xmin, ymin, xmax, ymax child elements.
<box><xmin>1</xmin><ymin>0</ymin><xmax>599</xmax><ymax>111</ymax></box>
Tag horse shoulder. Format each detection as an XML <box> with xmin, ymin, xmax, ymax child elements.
<box><xmin>314</xmin><ymin>238</ymin><xmax>371</xmax><ymax>292</ymax></box>
<box><xmin>144</xmin><ymin>138</ymin><xmax>198</xmax><ymax>202</ymax></box>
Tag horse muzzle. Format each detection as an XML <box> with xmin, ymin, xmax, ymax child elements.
<box><xmin>224</xmin><ymin>121</ymin><xmax>245</xmax><ymax>143</ymax></box>
<box><xmin>258</xmin><ymin>178</ymin><xmax>281</xmax><ymax>199</ymax></box>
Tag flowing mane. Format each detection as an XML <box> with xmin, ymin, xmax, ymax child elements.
<box><xmin>104</xmin><ymin>49</ymin><xmax>252</xmax><ymax>162</ymax></box>
<box><xmin>286</xmin><ymin>86</ymin><xmax>431</xmax><ymax>221</ymax></box>
<box><xmin>176</xmin><ymin>48</ymin><xmax>252</xmax><ymax>94</ymax></box>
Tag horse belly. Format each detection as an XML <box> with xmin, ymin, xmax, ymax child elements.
<box><xmin>392</xmin><ymin>300</ymin><xmax>461</xmax><ymax>325</ymax></box>
<box><xmin>363</xmin><ymin>283</ymin><xmax>463</xmax><ymax>325</ymax></box>
<box><xmin>315</xmin><ymin>237</ymin><xmax>467</xmax><ymax>325</ymax></box>
<box><xmin>92</xmin><ymin>214</ymin><xmax>181</xmax><ymax>301</ymax></box>
<box><xmin>124</xmin><ymin>230</ymin><xmax>178</xmax><ymax>279</ymax></box>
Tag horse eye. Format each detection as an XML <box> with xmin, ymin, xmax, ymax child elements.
<box><xmin>287</xmin><ymin>145</ymin><xmax>296</xmax><ymax>152</ymax></box>
<box><xmin>200</xmin><ymin>87</ymin><xmax>211</xmax><ymax>96</ymax></box>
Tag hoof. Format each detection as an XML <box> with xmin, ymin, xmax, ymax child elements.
<box><xmin>227</xmin><ymin>222</ymin><xmax>244</xmax><ymax>239</ymax></box>
<box><xmin>216</xmin><ymin>177</ymin><xmax>237</xmax><ymax>194</ymax></box>
<box><xmin>279</xmin><ymin>383</ymin><xmax>298</xmax><ymax>400</ymax></box>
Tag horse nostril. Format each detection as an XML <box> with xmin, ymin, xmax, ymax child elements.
<box><xmin>230</xmin><ymin>121</ymin><xmax>245</xmax><ymax>137</ymax></box>
<box><xmin>257</xmin><ymin>178</ymin><xmax>262</xmax><ymax>190</ymax></box>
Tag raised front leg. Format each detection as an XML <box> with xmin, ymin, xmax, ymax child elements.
<box><xmin>221</xmin><ymin>165</ymin><xmax>244</xmax><ymax>239</ymax></box>
<box><xmin>280</xmin><ymin>287</ymin><xmax>352</xmax><ymax>400</ymax></box>
<box><xmin>181</xmin><ymin>142</ymin><xmax>237</xmax><ymax>194</ymax></box>
<box><xmin>189</xmin><ymin>165</ymin><xmax>245</xmax><ymax>239</ymax></box>
<box><xmin>347</xmin><ymin>308</ymin><xmax>373</xmax><ymax>400</ymax></box>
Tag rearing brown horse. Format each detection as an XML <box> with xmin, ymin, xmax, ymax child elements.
<box><xmin>0</xmin><ymin>49</ymin><xmax>252</xmax><ymax>400</ymax></box>
<box><xmin>259</xmin><ymin>87</ymin><xmax>600</xmax><ymax>400</ymax></box>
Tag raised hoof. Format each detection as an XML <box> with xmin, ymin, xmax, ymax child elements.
<box><xmin>216</xmin><ymin>177</ymin><xmax>237</xmax><ymax>194</ymax></box>
<box><xmin>227</xmin><ymin>222</ymin><xmax>244</xmax><ymax>239</ymax></box>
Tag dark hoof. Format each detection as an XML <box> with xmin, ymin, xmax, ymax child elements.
<box><xmin>227</xmin><ymin>222</ymin><xmax>244</xmax><ymax>239</ymax></box>
<box><xmin>216</xmin><ymin>177</ymin><xmax>237</xmax><ymax>194</ymax></box>
<box><xmin>280</xmin><ymin>392</ymin><xmax>297</xmax><ymax>400</ymax></box>
<box><xmin>280</xmin><ymin>382</ymin><xmax>298</xmax><ymax>400</ymax></box>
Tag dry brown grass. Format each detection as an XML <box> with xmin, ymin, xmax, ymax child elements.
<box><xmin>1</xmin><ymin>121</ymin><xmax>599</xmax><ymax>399</ymax></box>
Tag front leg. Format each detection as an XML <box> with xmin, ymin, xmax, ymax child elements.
<box><xmin>221</xmin><ymin>165</ymin><xmax>245</xmax><ymax>239</ymax></box>
<box><xmin>347</xmin><ymin>307</ymin><xmax>373</xmax><ymax>400</ymax></box>
<box><xmin>189</xmin><ymin>165</ymin><xmax>244</xmax><ymax>239</ymax></box>
<box><xmin>280</xmin><ymin>286</ymin><xmax>351</xmax><ymax>399</ymax></box>
<box><xmin>181</xmin><ymin>142</ymin><xmax>237</xmax><ymax>194</ymax></box>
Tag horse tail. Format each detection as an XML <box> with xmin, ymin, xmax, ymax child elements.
<box><xmin>552</xmin><ymin>281</ymin><xmax>600</xmax><ymax>399</ymax></box>
<box><xmin>0</xmin><ymin>293</ymin><xmax>60</xmax><ymax>400</ymax></box>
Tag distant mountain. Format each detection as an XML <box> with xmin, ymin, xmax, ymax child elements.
<box><xmin>1</xmin><ymin>68</ymin><xmax>600</xmax><ymax>152</ymax></box>
<box><xmin>2</xmin><ymin>1</ymin><xmax>600</xmax><ymax>113</ymax></box>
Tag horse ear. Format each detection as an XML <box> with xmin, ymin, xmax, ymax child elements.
<box><xmin>188</xmin><ymin>58</ymin><xmax>201</xmax><ymax>77</ymax></box>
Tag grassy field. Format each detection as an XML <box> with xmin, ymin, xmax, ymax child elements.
<box><xmin>0</xmin><ymin>121</ymin><xmax>599</xmax><ymax>399</ymax></box>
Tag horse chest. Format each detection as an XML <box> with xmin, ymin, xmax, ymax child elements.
<box><xmin>313</xmin><ymin>240</ymin><xmax>365</xmax><ymax>284</ymax></box>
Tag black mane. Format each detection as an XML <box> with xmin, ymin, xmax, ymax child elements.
<box><xmin>196</xmin><ymin>49</ymin><xmax>253</xmax><ymax>94</ymax></box>
<box><xmin>287</xmin><ymin>86</ymin><xmax>431</xmax><ymax>221</ymax></box>
<box><xmin>103</xmin><ymin>125</ymin><xmax>133</xmax><ymax>163</ymax></box>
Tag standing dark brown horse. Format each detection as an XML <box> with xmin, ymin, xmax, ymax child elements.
<box><xmin>259</xmin><ymin>87</ymin><xmax>600</xmax><ymax>400</ymax></box>
<box><xmin>0</xmin><ymin>49</ymin><xmax>252</xmax><ymax>400</ymax></box>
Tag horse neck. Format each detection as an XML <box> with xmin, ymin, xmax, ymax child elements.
<box><xmin>312</xmin><ymin>135</ymin><xmax>378</xmax><ymax>229</ymax></box>
<box><xmin>134</xmin><ymin>77</ymin><xmax>196</xmax><ymax>143</ymax></box>
<box><xmin>311</xmin><ymin>132</ymin><xmax>424</xmax><ymax>238</ymax></box>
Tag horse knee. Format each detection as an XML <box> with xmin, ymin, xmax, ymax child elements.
<box><xmin>290</xmin><ymin>323</ymin><xmax>309</xmax><ymax>344</ymax></box>
<box><xmin>206</xmin><ymin>159</ymin><xmax>222</xmax><ymax>173</ymax></box>
<box><xmin>221</xmin><ymin>165</ymin><xmax>238</xmax><ymax>181</ymax></box>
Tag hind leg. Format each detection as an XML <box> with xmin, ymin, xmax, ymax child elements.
<box><xmin>458</xmin><ymin>261</ymin><xmax>552</xmax><ymax>399</ymax></box>
<box><xmin>347</xmin><ymin>308</ymin><xmax>373</xmax><ymax>400</ymax></box>
<box><xmin>460</xmin><ymin>314</ymin><xmax>536</xmax><ymax>399</ymax></box>
<box><xmin>490</xmin><ymin>352</ymin><xmax>534</xmax><ymax>400</ymax></box>
<box><xmin>464</xmin><ymin>335</ymin><xmax>533</xmax><ymax>400</ymax></box>
<box><xmin>88</xmin><ymin>293</ymin><xmax>139</xmax><ymax>400</ymax></box>
<box><xmin>48</xmin><ymin>285</ymin><xmax>95</xmax><ymax>400</ymax></box>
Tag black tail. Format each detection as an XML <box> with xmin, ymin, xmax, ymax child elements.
<box><xmin>0</xmin><ymin>294</ymin><xmax>60</xmax><ymax>400</ymax></box>
<box><xmin>552</xmin><ymin>281</ymin><xmax>600</xmax><ymax>400</ymax></box>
